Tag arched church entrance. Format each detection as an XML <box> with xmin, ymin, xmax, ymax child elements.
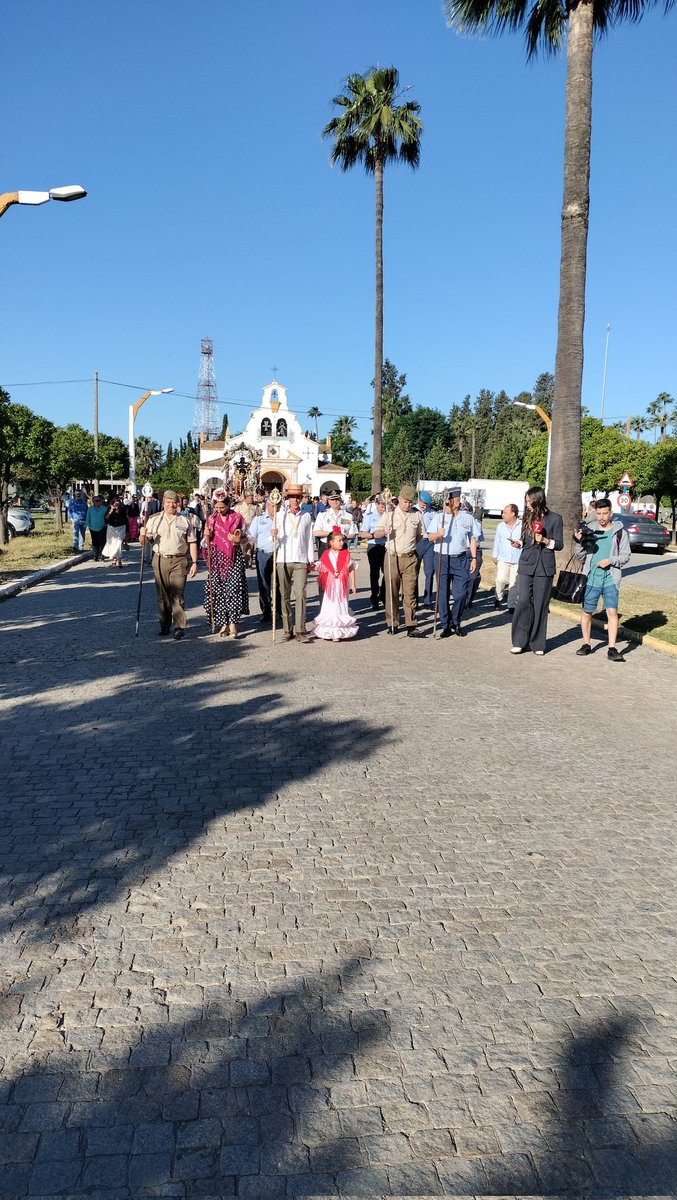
<box><xmin>260</xmin><ymin>469</ymin><xmax>288</xmax><ymax>489</ymax></box>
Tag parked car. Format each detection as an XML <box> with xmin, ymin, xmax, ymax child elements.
<box><xmin>6</xmin><ymin>507</ymin><xmax>35</xmax><ymax>538</ymax></box>
<box><xmin>614</xmin><ymin>513</ymin><xmax>671</xmax><ymax>553</ymax></box>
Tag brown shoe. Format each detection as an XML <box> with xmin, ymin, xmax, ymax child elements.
<box><xmin>283</xmin><ymin>631</ymin><xmax>294</xmax><ymax>642</ymax></box>
<box><xmin>295</xmin><ymin>632</ymin><xmax>313</xmax><ymax>643</ymax></box>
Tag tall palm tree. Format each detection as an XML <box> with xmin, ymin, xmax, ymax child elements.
<box><xmin>629</xmin><ymin>415</ymin><xmax>648</xmax><ymax>441</ymax></box>
<box><xmin>307</xmin><ymin>406</ymin><xmax>322</xmax><ymax>442</ymax></box>
<box><xmin>647</xmin><ymin>392</ymin><xmax>674</xmax><ymax>441</ymax></box>
<box><xmin>445</xmin><ymin>0</ymin><xmax>674</xmax><ymax>545</ymax></box>
<box><xmin>322</xmin><ymin>67</ymin><xmax>422</xmax><ymax>494</ymax></box>
<box><xmin>334</xmin><ymin>415</ymin><xmax>357</xmax><ymax>439</ymax></box>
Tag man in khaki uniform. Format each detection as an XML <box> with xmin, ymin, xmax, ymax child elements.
<box><xmin>374</xmin><ymin>484</ymin><xmax>426</xmax><ymax>637</ymax></box>
<box><xmin>139</xmin><ymin>490</ymin><xmax>198</xmax><ymax>639</ymax></box>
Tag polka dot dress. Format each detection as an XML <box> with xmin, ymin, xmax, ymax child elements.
<box><xmin>203</xmin><ymin>547</ymin><xmax>249</xmax><ymax>627</ymax></box>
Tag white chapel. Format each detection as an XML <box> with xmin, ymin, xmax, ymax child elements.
<box><xmin>198</xmin><ymin>379</ymin><xmax>347</xmax><ymax>498</ymax></box>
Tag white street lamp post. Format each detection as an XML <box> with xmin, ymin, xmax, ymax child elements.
<box><xmin>128</xmin><ymin>389</ymin><xmax>173</xmax><ymax>494</ymax></box>
<box><xmin>0</xmin><ymin>185</ymin><xmax>87</xmax><ymax>219</ymax></box>
<box><xmin>513</xmin><ymin>400</ymin><xmax>553</xmax><ymax>494</ymax></box>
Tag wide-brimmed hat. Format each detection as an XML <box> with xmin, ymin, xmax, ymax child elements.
<box><xmin>286</xmin><ymin>484</ymin><xmax>304</xmax><ymax>498</ymax></box>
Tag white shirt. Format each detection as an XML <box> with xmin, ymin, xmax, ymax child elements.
<box><xmin>276</xmin><ymin>509</ymin><xmax>315</xmax><ymax>563</ymax></box>
<box><xmin>313</xmin><ymin>505</ymin><xmax>357</xmax><ymax>539</ymax></box>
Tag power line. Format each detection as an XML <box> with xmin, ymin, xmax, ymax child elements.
<box><xmin>4</xmin><ymin>375</ymin><xmax>370</xmax><ymax>423</ymax></box>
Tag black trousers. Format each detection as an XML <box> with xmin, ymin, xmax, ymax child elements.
<box><xmin>255</xmin><ymin>550</ymin><xmax>281</xmax><ymax>618</ymax></box>
<box><xmin>367</xmin><ymin>545</ymin><xmax>386</xmax><ymax>604</ymax></box>
<box><xmin>511</xmin><ymin>573</ymin><xmax>553</xmax><ymax>652</ymax></box>
<box><xmin>89</xmin><ymin>528</ymin><xmax>106</xmax><ymax>558</ymax></box>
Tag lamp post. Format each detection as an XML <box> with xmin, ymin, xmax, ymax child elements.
<box><xmin>128</xmin><ymin>389</ymin><xmax>173</xmax><ymax>494</ymax></box>
<box><xmin>600</xmin><ymin>323</ymin><xmax>611</xmax><ymax>422</ymax></box>
<box><xmin>0</xmin><ymin>185</ymin><xmax>87</xmax><ymax>219</ymax></box>
<box><xmin>513</xmin><ymin>400</ymin><xmax>553</xmax><ymax>493</ymax></box>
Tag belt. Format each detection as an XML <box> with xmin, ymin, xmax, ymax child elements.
<box><xmin>157</xmin><ymin>552</ymin><xmax>186</xmax><ymax>559</ymax></box>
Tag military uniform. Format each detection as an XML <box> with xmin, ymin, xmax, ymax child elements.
<box><xmin>145</xmin><ymin>508</ymin><xmax>198</xmax><ymax>635</ymax></box>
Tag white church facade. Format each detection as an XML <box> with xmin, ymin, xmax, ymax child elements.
<box><xmin>198</xmin><ymin>379</ymin><xmax>348</xmax><ymax>497</ymax></box>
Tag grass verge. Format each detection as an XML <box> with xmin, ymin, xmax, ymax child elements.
<box><xmin>0</xmin><ymin>513</ymin><xmax>75</xmax><ymax>581</ymax></box>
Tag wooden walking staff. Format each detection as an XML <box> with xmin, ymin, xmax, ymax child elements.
<box><xmin>381</xmin><ymin>487</ymin><xmax>395</xmax><ymax>635</ymax></box>
<box><xmin>433</xmin><ymin>488</ymin><xmax>450</xmax><ymax>640</ymax></box>
<box><xmin>269</xmin><ymin>487</ymin><xmax>281</xmax><ymax>643</ymax></box>
<box><xmin>134</xmin><ymin>545</ymin><xmax>146</xmax><ymax>638</ymax></box>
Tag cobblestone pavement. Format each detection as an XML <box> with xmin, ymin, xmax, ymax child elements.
<box><xmin>1</xmin><ymin>552</ymin><xmax>676</xmax><ymax>1199</ymax></box>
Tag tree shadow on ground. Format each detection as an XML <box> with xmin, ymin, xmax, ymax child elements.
<box><xmin>1</xmin><ymin>992</ymin><xmax>676</xmax><ymax>1195</ymax></box>
<box><xmin>620</xmin><ymin>610</ymin><xmax>669</xmax><ymax>637</ymax></box>
<box><xmin>0</xmin><ymin>565</ymin><xmax>392</xmax><ymax>936</ymax></box>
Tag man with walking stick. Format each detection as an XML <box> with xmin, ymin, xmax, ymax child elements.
<box><xmin>428</xmin><ymin>488</ymin><xmax>479</xmax><ymax>639</ymax></box>
<box><xmin>272</xmin><ymin>484</ymin><xmax>315</xmax><ymax>643</ymax></box>
<box><xmin>373</xmin><ymin>484</ymin><xmax>426</xmax><ymax>638</ymax></box>
<box><xmin>139</xmin><ymin>490</ymin><xmax>198</xmax><ymax>640</ymax></box>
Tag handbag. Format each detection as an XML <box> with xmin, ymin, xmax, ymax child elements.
<box><xmin>552</xmin><ymin>549</ymin><xmax>587</xmax><ymax>604</ymax></box>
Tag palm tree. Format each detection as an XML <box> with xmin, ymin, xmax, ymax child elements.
<box><xmin>322</xmin><ymin>67</ymin><xmax>422</xmax><ymax>494</ymax></box>
<box><xmin>307</xmin><ymin>406</ymin><xmax>322</xmax><ymax>442</ymax></box>
<box><xmin>445</xmin><ymin>0</ymin><xmax>674</xmax><ymax>546</ymax></box>
<box><xmin>647</xmin><ymin>393</ymin><xmax>674</xmax><ymax>441</ymax></box>
<box><xmin>134</xmin><ymin>435</ymin><xmax>163</xmax><ymax>481</ymax></box>
<box><xmin>629</xmin><ymin>415</ymin><xmax>648</xmax><ymax>441</ymax></box>
<box><xmin>334</xmin><ymin>415</ymin><xmax>357</xmax><ymax>439</ymax></box>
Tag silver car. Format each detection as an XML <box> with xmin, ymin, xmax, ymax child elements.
<box><xmin>6</xmin><ymin>507</ymin><xmax>34</xmax><ymax>538</ymax></box>
<box><xmin>615</xmin><ymin>513</ymin><xmax>671</xmax><ymax>553</ymax></box>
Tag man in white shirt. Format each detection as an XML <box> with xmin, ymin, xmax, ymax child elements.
<box><xmin>272</xmin><ymin>485</ymin><xmax>315</xmax><ymax>643</ymax></box>
<box><xmin>492</xmin><ymin>503</ymin><xmax>522</xmax><ymax>609</ymax></box>
<box><xmin>313</xmin><ymin>490</ymin><xmax>358</xmax><ymax>542</ymax></box>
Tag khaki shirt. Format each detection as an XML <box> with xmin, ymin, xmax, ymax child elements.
<box><xmin>375</xmin><ymin>506</ymin><xmax>425</xmax><ymax>556</ymax></box>
<box><xmin>145</xmin><ymin>512</ymin><xmax>197</xmax><ymax>556</ymax></box>
<box><xmin>235</xmin><ymin>502</ymin><xmax>257</xmax><ymax>526</ymax></box>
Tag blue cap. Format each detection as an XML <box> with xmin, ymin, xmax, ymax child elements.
<box><xmin>419</xmin><ymin>490</ymin><xmax>432</xmax><ymax>505</ymax></box>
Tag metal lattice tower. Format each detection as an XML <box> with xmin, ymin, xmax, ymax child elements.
<box><xmin>192</xmin><ymin>337</ymin><xmax>220</xmax><ymax>440</ymax></box>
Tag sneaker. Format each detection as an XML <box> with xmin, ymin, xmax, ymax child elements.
<box><xmin>510</xmin><ymin>646</ymin><xmax>523</xmax><ymax>654</ymax></box>
<box><xmin>173</xmin><ymin>629</ymin><xmax>185</xmax><ymax>640</ymax></box>
<box><xmin>576</xmin><ymin>643</ymin><xmax>592</xmax><ymax>657</ymax></box>
<box><xmin>607</xmin><ymin>646</ymin><xmax>625</xmax><ymax>662</ymax></box>
<box><xmin>533</xmin><ymin>650</ymin><xmax>545</xmax><ymax>656</ymax></box>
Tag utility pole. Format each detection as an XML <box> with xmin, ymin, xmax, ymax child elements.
<box><xmin>625</xmin><ymin>412</ymin><xmax>632</xmax><ymax>437</ymax></box>
<box><xmin>93</xmin><ymin>371</ymin><xmax>99</xmax><ymax>495</ymax></box>
<box><xmin>601</xmin><ymin>324</ymin><xmax>611</xmax><ymax>422</ymax></box>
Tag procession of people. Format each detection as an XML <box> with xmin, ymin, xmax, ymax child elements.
<box><xmin>73</xmin><ymin>477</ymin><xmax>631</xmax><ymax>661</ymax></box>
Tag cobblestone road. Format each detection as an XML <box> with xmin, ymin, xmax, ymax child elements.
<box><xmin>1</xmin><ymin>552</ymin><xmax>676</xmax><ymax>1199</ymax></box>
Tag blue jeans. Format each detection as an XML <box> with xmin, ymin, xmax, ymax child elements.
<box><xmin>72</xmin><ymin>517</ymin><xmax>86</xmax><ymax>549</ymax></box>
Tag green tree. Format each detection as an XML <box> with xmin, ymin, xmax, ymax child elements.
<box><xmin>326</xmin><ymin>416</ymin><xmax>367</xmax><ymax>467</ymax></box>
<box><xmin>644</xmin><ymin>439</ymin><xmax>677</xmax><ymax>531</ymax></box>
<box><xmin>445</xmin><ymin>0</ymin><xmax>674</xmax><ymax>549</ymax></box>
<box><xmin>0</xmin><ymin>392</ymin><xmax>54</xmax><ymax>543</ymax></box>
<box><xmin>383</xmin><ymin>427</ymin><xmax>416</xmax><ymax>492</ymax></box>
<box><xmin>97</xmin><ymin>434</ymin><xmax>129</xmax><ymax>484</ymax></box>
<box><xmin>629</xmin><ymin>415</ymin><xmax>649</xmax><ymax>440</ymax></box>
<box><xmin>134</xmin><ymin>435</ymin><xmax>162</xmax><ymax>482</ymax></box>
<box><xmin>322</xmin><ymin>67</ymin><xmax>423</xmax><ymax>494</ymax></box>
<box><xmin>532</xmin><ymin>372</ymin><xmax>554</xmax><ymax>416</ymax></box>
<box><xmin>346</xmin><ymin>460</ymin><xmax>373</xmax><ymax>497</ymax></box>
<box><xmin>524</xmin><ymin>432</ymin><xmax>549</xmax><ymax>488</ymax></box>
<box><xmin>646</xmin><ymin>392</ymin><xmax>674</xmax><ymax>442</ymax></box>
<box><xmin>383</xmin><ymin>406</ymin><xmax>448</xmax><ymax>467</ymax></box>
<box><xmin>307</xmin><ymin>406</ymin><xmax>322</xmax><ymax>442</ymax></box>
<box><xmin>485</xmin><ymin>429</ymin><xmax>532</xmax><ymax>480</ymax></box>
<box><xmin>45</xmin><ymin>424</ymin><xmax>98</xmax><ymax>531</ymax></box>
<box><xmin>423</xmin><ymin>438</ymin><xmax>466</xmax><ymax>482</ymax></box>
<box><xmin>218</xmin><ymin>413</ymin><xmax>229</xmax><ymax>440</ymax></box>
<box><xmin>373</xmin><ymin>359</ymin><xmax>412</xmax><ymax>433</ymax></box>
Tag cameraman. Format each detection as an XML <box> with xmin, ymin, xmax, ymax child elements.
<box><xmin>574</xmin><ymin>499</ymin><xmax>631</xmax><ymax>662</ymax></box>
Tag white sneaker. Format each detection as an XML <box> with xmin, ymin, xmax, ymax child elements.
<box><xmin>510</xmin><ymin>646</ymin><xmax>522</xmax><ymax>654</ymax></box>
<box><xmin>534</xmin><ymin>650</ymin><xmax>545</xmax><ymax>656</ymax></box>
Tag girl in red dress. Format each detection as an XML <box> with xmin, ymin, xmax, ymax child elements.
<box><xmin>312</xmin><ymin>528</ymin><xmax>358</xmax><ymax>641</ymax></box>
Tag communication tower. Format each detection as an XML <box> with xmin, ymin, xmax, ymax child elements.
<box><xmin>192</xmin><ymin>337</ymin><xmax>220</xmax><ymax>441</ymax></box>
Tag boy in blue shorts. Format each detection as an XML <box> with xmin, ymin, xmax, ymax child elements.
<box><xmin>573</xmin><ymin>498</ymin><xmax>631</xmax><ymax>662</ymax></box>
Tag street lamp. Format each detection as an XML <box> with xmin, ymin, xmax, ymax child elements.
<box><xmin>128</xmin><ymin>389</ymin><xmax>173</xmax><ymax>494</ymax></box>
<box><xmin>0</xmin><ymin>185</ymin><xmax>87</xmax><ymax>219</ymax></box>
<box><xmin>513</xmin><ymin>400</ymin><xmax>553</xmax><ymax>493</ymax></box>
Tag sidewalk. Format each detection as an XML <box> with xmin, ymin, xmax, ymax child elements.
<box><xmin>1</xmin><ymin>557</ymin><xmax>676</xmax><ymax>1197</ymax></box>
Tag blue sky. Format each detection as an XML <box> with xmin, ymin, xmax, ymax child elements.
<box><xmin>2</xmin><ymin>0</ymin><xmax>675</xmax><ymax>457</ymax></box>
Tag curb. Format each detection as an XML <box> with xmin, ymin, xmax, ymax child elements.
<box><xmin>549</xmin><ymin>602</ymin><xmax>677</xmax><ymax>658</ymax></box>
<box><xmin>0</xmin><ymin>551</ymin><xmax>93</xmax><ymax>601</ymax></box>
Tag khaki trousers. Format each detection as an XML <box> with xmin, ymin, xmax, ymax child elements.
<box><xmin>277</xmin><ymin>561</ymin><xmax>308</xmax><ymax>633</ymax></box>
<box><xmin>495</xmin><ymin>559</ymin><xmax>518</xmax><ymax>602</ymax></box>
<box><xmin>152</xmin><ymin>553</ymin><xmax>188</xmax><ymax>631</ymax></box>
<box><xmin>384</xmin><ymin>551</ymin><xmax>418</xmax><ymax>630</ymax></box>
